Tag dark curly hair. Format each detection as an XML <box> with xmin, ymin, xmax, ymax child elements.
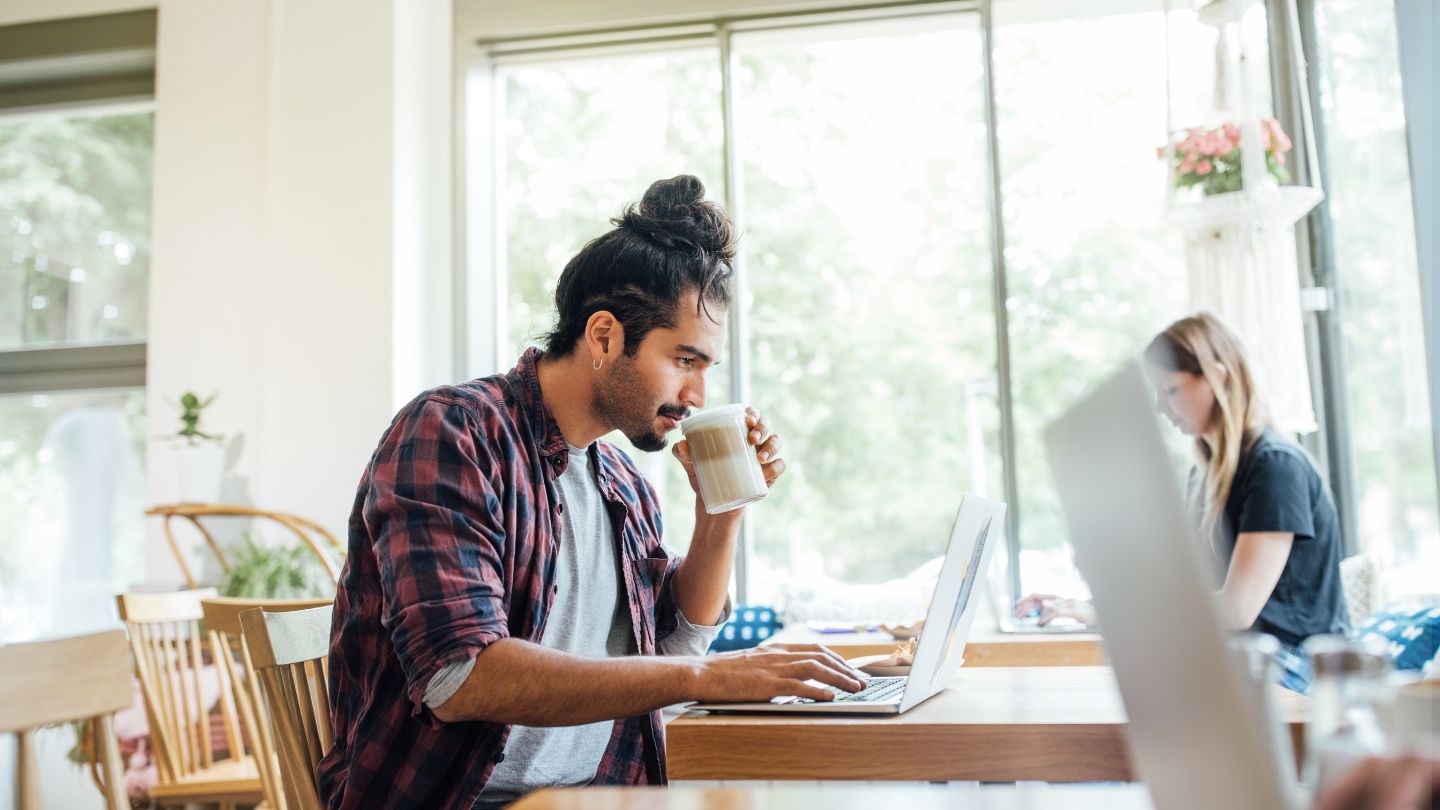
<box><xmin>542</xmin><ymin>175</ymin><xmax>737</xmax><ymax>357</ymax></box>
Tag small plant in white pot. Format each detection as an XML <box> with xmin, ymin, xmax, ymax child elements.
<box><xmin>172</xmin><ymin>391</ymin><xmax>226</xmax><ymax>504</ymax></box>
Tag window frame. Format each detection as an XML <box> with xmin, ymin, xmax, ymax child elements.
<box><xmin>0</xmin><ymin>342</ymin><xmax>146</xmax><ymax>395</ymax></box>
<box><xmin>0</xmin><ymin>9</ymin><xmax>156</xmax><ymax>397</ymax></box>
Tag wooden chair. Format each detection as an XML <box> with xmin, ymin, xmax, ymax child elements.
<box><xmin>201</xmin><ymin>596</ymin><xmax>332</xmax><ymax>810</ymax></box>
<box><xmin>240</xmin><ymin>604</ymin><xmax>333</xmax><ymax>810</ymax></box>
<box><xmin>146</xmin><ymin>503</ymin><xmax>345</xmax><ymax>590</ymax></box>
<box><xmin>0</xmin><ymin>629</ymin><xmax>133</xmax><ymax>810</ymax></box>
<box><xmin>116</xmin><ymin>588</ymin><xmax>263</xmax><ymax>808</ymax></box>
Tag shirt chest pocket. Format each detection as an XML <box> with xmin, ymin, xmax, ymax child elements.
<box><xmin>625</xmin><ymin>555</ymin><xmax>670</xmax><ymax>653</ymax></box>
<box><xmin>628</xmin><ymin>555</ymin><xmax>669</xmax><ymax>603</ymax></box>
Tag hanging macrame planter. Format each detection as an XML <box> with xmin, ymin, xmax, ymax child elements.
<box><xmin>1163</xmin><ymin>0</ymin><xmax>1324</xmax><ymax>434</ymax></box>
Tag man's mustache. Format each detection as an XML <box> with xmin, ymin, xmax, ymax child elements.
<box><xmin>658</xmin><ymin>405</ymin><xmax>690</xmax><ymax>420</ymax></box>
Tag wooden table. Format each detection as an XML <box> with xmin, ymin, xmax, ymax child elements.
<box><xmin>514</xmin><ymin>784</ymin><xmax>1155</xmax><ymax>809</ymax></box>
<box><xmin>766</xmin><ymin>625</ymin><xmax>1108</xmax><ymax>667</ymax></box>
<box><xmin>667</xmin><ymin>666</ymin><xmax>1309</xmax><ymax>782</ymax></box>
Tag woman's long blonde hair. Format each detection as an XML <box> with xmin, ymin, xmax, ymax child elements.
<box><xmin>1144</xmin><ymin>313</ymin><xmax>1270</xmax><ymax>544</ymax></box>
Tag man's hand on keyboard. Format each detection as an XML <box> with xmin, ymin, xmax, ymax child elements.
<box><xmin>692</xmin><ymin>643</ymin><xmax>868</xmax><ymax>703</ymax></box>
<box><xmin>793</xmin><ymin>676</ymin><xmax>907</xmax><ymax>704</ymax></box>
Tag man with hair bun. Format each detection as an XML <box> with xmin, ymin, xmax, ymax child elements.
<box><xmin>319</xmin><ymin>176</ymin><xmax>865</xmax><ymax>809</ymax></box>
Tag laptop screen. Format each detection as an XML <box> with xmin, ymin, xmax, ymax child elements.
<box><xmin>930</xmin><ymin>514</ymin><xmax>992</xmax><ymax>688</ymax></box>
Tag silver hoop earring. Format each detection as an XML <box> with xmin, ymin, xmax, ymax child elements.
<box><xmin>593</xmin><ymin>359</ymin><xmax>603</xmax><ymax>371</ymax></box>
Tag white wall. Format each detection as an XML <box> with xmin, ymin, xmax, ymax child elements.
<box><xmin>144</xmin><ymin>0</ymin><xmax>455</xmax><ymax>582</ymax></box>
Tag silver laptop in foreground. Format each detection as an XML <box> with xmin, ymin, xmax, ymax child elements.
<box><xmin>1044</xmin><ymin>361</ymin><xmax>1297</xmax><ymax>810</ymax></box>
<box><xmin>689</xmin><ymin>493</ymin><xmax>1005</xmax><ymax>715</ymax></box>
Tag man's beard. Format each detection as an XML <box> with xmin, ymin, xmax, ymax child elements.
<box><xmin>593</xmin><ymin>355</ymin><xmax>689</xmax><ymax>452</ymax></box>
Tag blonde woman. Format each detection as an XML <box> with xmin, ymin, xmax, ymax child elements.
<box><xmin>1017</xmin><ymin>312</ymin><xmax>1349</xmax><ymax>693</ymax></box>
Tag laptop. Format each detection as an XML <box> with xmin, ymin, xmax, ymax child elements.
<box><xmin>689</xmin><ymin>493</ymin><xmax>1005</xmax><ymax>715</ymax></box>
<box><xmin>1044</xmin><ymin>360</ymin><xmax>1298</xmax><ymax>810</ymax></box>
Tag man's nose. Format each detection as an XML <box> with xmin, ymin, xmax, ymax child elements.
<box><xmin>682</xmin><ymin>377</ymin><xmax>705</xmax><ymax>410</ymax></box>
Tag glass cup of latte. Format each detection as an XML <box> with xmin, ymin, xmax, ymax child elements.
<box><xmin>679</xmin><ymin>404</ymin><xmax>769</xmax><ymax>514</ymax></box>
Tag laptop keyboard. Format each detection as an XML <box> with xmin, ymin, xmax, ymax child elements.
<box><xmin>792</xmin><ymin>676</ymin><xmax>907</xmax><ymax>705</ymax></box>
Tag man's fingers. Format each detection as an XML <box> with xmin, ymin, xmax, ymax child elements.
<box><xmin>757</xmin><ymin>434</ymin><xmax>782</xmax><ymax>462</ymax></box>
<box><xmin>761</xmin><ymin>458</ymin><xmax>787</xmax><ymax>484</ymax></box>
<box><xmin>1313</xmin><ymin>755</ymin><xmax>1388</xmax><ymax>801</ymax></box>
<box><xmin>787</xmin><ymin>680</ymin><xmax>835</xmax><ymax>702</ymax></box>
<box><xmin>1374</xmin><ymin>756</ymin><xmax>1439</xmax><ymax>810</ymax></box>
<box><xmin>1312</xmin><ymin>759</ymin><xmax>1375</xmax><ymax>810</ymax></box>
<box><xmin>747</xmin><ymin>414</ymin><xmax>772</xmax><ymax>445</ymax></box>
<box><xmin>787</xmin><ymin>659</ymin><xmax>861</xmax><ymax>694</ymax></box>
<box><xmin>771</xmin><ymin>644</ymin><xmax>864</xmax><ymax>679</ymax></box>
<box><xmin>808</xmin><ymin>656</ymin><xmax>864</xmax><ymax>687</ymax></box>
<box><xmin>813</xmin><ymin>646</ymin><xmax>866</xmax><ymax>681</ymax></box>
<box><xmin>763</xmin><ymin>647</ymin><xmax>867</xmax><ymax>686</ymax></box>
<box><xmin>672</xmin><ymin>440</ymin><xmax>694</xmax><ymax>466</ymax></box>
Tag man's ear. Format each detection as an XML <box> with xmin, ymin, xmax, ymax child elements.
<box><xmin>584</xmin><ymin>311</ymin><xmax>625</xmax><ymax>363</ymax></box>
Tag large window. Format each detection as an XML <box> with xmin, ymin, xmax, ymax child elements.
<box><xmin>1</xmin><ymin>113</ymin><xmax>151</xmax><ymax>350</ymax></box>
<box><xmin>0</xmin><ymin>109</ymin><xmax>153</xmax><ymax>640</ymax></box>
<box><xmin>731</xmin><ymin>17</ymin><xmax>1002</xmax><ymax>599</ymax></box>
<box><xmin>469</xmin><ymin>0</ymin><xmax>1436</xmax><ymax>609</ymax></box>
<box><xmin>484</xmin><ymin>17</ymin><xmax>1004</xmax><ymax>604</ymax></box>
<box><xmin>1312</xmin><ymin>0</ymin><xmax>1438</xmax><ymax>594</ymax></box>
<box><xmin>991</xmin><ymin>6</ymin><xmax>1242</xmax><ymax>598</ymax></box>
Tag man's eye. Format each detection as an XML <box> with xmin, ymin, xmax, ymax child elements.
<box><xmin>678</xmin><ymin>357</ymin><xmax>694</xmax><ymax>368</ymax></box>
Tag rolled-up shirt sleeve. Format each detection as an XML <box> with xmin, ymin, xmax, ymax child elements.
<box><xmin>658</xmin><ymin>584</ymin><xmax>731</xmax><ymax>657</ymax></box>
<box><xmin>366</xmin><ymin>398</ymin><xmax>510</xmax><ymax>724</ymax></box>
<box><xmin>651</xmin><ymin>548</ymin><xmax>730</xmax><ymax>656</ymax></box>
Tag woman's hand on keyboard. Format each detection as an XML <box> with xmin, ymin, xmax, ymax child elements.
<box><xmin>692</xmin><ymin>644</ymin><xmax>867</xmax><ymax>703</ymax></box>
<box><xmin>1015</xmin><ymin>593</ymin><xmax>1097</xmax><ymax>627</ymax></box>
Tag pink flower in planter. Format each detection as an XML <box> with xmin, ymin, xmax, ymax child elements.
<box><xmin>1260</xmin><ymin>118</ymin><xmax>1294</xmax><ymax>153</ymax></box>
<box><xmin>1167</xmin><ymin>119</ymin><xmax>1294</xmax><ymax>191</ymax></box>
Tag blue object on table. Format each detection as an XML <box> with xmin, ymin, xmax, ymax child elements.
<box><xmin>708</xmin><ymin>605</ymin><xmax>784</xmax><ymax>653</ymax></box>
<box><xmin>1354</xmin><ymin>603</ymin><xmax>1440</xmax><ymax>671</ymax></box>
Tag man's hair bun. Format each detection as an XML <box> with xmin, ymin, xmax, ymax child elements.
<box><xmin>542</xmin><ymin>174</ymin><xmax>737</xmax><ymax>359</ymax></box>
<box><xmin>615</xmin><ymin>175</ymin><xmax>736</xmax><ymax>263</ymax></box>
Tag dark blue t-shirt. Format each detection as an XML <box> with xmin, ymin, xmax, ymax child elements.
<box><xmin>1215</xmin><ymin>429</ymin><xmax>1349</xmax><ymax>648</ymax></box>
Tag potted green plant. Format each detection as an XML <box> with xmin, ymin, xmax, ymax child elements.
<box><xmin>172</xmin><ymin>391</ymin><xmax>226</xmax><ymax>503</ymax></box>
<box><xmin>218</xmin><ymin>533</ymin><xmax>336</xmax><ymax>599</ymax></box>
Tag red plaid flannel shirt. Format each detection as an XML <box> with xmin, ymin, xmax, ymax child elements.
<box><xmin>317</xmin><ymin>348</ymin><xmax>683</xmax><ymax>809</ymax></box>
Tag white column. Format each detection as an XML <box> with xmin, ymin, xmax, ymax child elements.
<box><xmin>147</xmin><ymin>0</ymin><xmax>454</xmax><ymax>582</ymax></box>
